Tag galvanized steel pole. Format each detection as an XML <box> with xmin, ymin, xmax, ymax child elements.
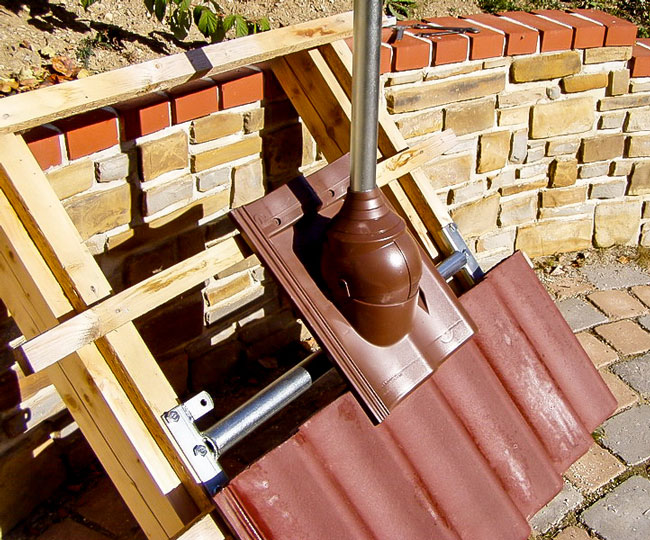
<box><xmin>349</xmin><ymin>0</ymin><xmax>383</xmax><ymax>193</ymax></box>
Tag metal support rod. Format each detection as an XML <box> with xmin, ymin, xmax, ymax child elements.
<box><xmin>350</xmin><ymin>0</ymin><xmax>383</xmax><ymax>193</ymax></box>
<box><xmin>203</xmin><ymin>352</ymin><xmax>331</xmax><ymax>456</ymax></box>
<box><xmin>436</xmin><ymin>251</ymin><xmax>468</xmax><ymax>281</ymax></box>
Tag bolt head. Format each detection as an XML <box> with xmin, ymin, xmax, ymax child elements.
<box><xmin>167</xmin><ymin>411</ymin><xmax>180</xmax><ymax>422</ymax></box>
<box><xmin>193</xmin><ymin>444</ymin><xmax>208</xmax><ymax>457</ymax></box>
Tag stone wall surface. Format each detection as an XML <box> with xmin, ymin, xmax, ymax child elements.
<box><xmin>3</xmin><ymin>7</ymin><xmax>650</xmax><ymax>534</ymax></box>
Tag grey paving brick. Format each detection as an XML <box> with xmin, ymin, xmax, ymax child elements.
<box><xmin>600</xmin><ymin>405</ymin><xmax>650</xmax><ymax>465</ymax></box>
<box><xmin>581</xmin><ymin>264</ymin><xmax>650</xmax><ymax>290</ymax></box>
<box><xmin>529</xmin><ymin>481</ymin><xmax>584</xmax><ymax>534</ymax></box>
<box><xmin>580</xmin><ymin>476</ymin><xmax>650</xmax><ymax>540</ymax></box>
<box><xmin>557</xmin><ymin>297</ymin><xmax>608</xmax><ymax>331</ymax></box>
<box><xmin>639</xmin><ymin>313</ymin><xmax>650</xmax><ymax>331</ymax></box>
<box><xmin>612</xmin><ymin>355</ymin><xmax>650</xmax><ymax>397</ymax></box>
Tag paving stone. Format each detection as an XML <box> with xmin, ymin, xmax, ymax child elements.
<box><xmin>582</xmin><ymin>264</ymin><xmax>650</xmax><ymax>290</ymax></box>
<box><xmin>576</xmin><ymin>332</ymin><xmax>618</xmax><ymax>369</ymax></box>
<box><xmin>530</xmin><ymin>481</ymin><xmax>584</xmax><ymax>534</ymax></box>
<box><xmin>639</xmin><ymin>313</ymin><xmax>650</xmax><ymax>331</ymax></box>
<box><xmin>36</xmin><ymin>519</ymin><xmax>111</xmax><ymax>540</ymax></box>
<box><xmin>565</xmin><ymin>443</ymin><xmax>626</xmax><ymax>494</ymax></box>
<box><xmin>594</xmin><ymin>320</ymin><xmax>650</xmax><ymax>356</ymax></box>
<box><xmin>599</xmin><ymin>369</ymin><xmax>639</xmax><ymax>414</ymax></box>
<box><xmin>557</xmin><ymin>298</ymin><xmax>608</xmax><ymax>332</ymax></box>
<box><xmin>553</xmin><ymin>526</ymin><xmax>591</xmax><ymax>540</ymax></box>
<box><xmin>600</xmin><ymin>405</ymin><xmax>650</xmax><ymax>465</ymax></box>
<box><xmin>581</xmin><ymin>476</ymin><xmax>650</xmax><ymax>540</ymax></box>
<box><xmin>612</xmin><ymin>355</ymin><xmax>650</xmax><ymax>397</ymax></box>
<box><xmin>631</xmin><ymin>285</ymin><xmax>650</xmax><ymax>308</ymax></box>
<box><xmin>587</xmin><ymin>290</ymin><xmax>647</xmax><ymax>319</ymax></box>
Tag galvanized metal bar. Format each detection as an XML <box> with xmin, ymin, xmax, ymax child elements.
<box><xmin>436</xmin><ymin>251</ymin><xmax>468</xmax><ymax>281</ymax></box>
<box><xmin>439</xmin><ymin>223</ymin><xmax>484</xmax><ymax>285</ymax></box>
<box><xmin>349</xmin><ymin>0</ymin><xmax>383</xmax><ymax>192</ymax></box>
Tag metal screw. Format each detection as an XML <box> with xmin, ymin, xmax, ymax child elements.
<box><xmin>167</xmin><ymin>411</ymin><xmax>180</xmax><ymax>422</ymax></box>
<box><xmin>193</xmin><ymin>444</ymin><xmax>208</xmax><ymax>457</ymax></box>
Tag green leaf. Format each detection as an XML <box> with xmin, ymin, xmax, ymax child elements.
<box><xmin>144</xmin><ymin>0</ymin><xmax>155</xmax><ymax>13</ymax></box>
<box><xmin>257</xmin><ymin>17</ymin><xmax>271</xmax><ymax>32</ymax></box>
<box><xmin>170</xmin><ymin>4</ymin><xmax>191</xmax><ymax>39</ymax></box>
<box><xmin>234</xmin><ymin>14</ymin><xmax>249</xmax><ymax>37</ymax></box>
<box><xmin>80</xmin><ymin>0</ymin><xmax>100</xmax><ymax>10</ymax></box>
<box><xmin>222</xmin><ymin>14</ymin><xmax>235</xmax><ymax>31</ymax></box>
<box><xmin>194</xmin><ymin>5</ymin><xmax>219</xmax><ymax>38</ymax></box>
<box><xmin>154</xmin><ymin>0</ymin><xmax>167</xmax><ymax>22</ymax></box>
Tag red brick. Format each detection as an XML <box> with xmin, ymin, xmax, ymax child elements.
<box><xmin>534</xmin><ymin>10</ymin><xmax>605</xmax><ymax>49</ymax></box>
<box><xmin>392</xmin><ymin>23</ymin><xmax>468</xmax><ymax>66</ymax></box>
<box><xmin>23</xmin><ymin>125</ymin><xmax>62</xmax><ymax>170</ymax></box>
<box><xmin>500</xmin><ymin>11</ymin><xmax>573</xmax><ymax>52</ymax></box>
<box><xmin>56</xmin><ymin>109</ymin><xmax>118</xmax><ymax>160</ymax></box>
<box><xmin>463</xmin><ymin>13</ymin><xmax>538</xmax><ymax>55</ymax></box>
<box><xmin>631</xmin><ymin>42</ymin><xmax>650</xmax><ymax>77</ymax></box>
<box><xmin>116</xmin><ymin>94</ymin><xmax>170</xmax><ymax>140</ymax></box>
<box><xmin>216</xmin><ymin>69</ymin><xmax>264</xmax><ymax>110</ymax></box>
<box><xmin>386</xmin><ymin>31</ymin><xmax>432</xmax><ymax>71</ymax></box>
<box><xmin>425</xmin><ymin>17</ymin><xmax>503</xmax><ymax>60</ymax></box>
<box><xmin>168</xmin><ymin>79</ymin><xmax>219</xmax><ymax>124</ymax></box>
<box><xmin>570</xmin><ymin>9</ymin><xmax>637</xmax><ymax>46</ymax></box>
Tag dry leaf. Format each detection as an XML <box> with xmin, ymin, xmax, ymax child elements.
<box><xmin>617</xmin><ymin>255</ymin><xmax>630</xmax><ymax>264</ymax></box>
<box><xmin>51</xmin><ymin>56</ymin><xmax>79</xmax><ymax>78</ymax></box>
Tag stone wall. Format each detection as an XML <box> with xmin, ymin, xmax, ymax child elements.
<box><xmin>2</xmin><ymin>7</ymin><xmax>650</xmax><ymax>533</ymax></box>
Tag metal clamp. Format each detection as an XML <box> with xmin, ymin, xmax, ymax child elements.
<box><xmin>391</xmin><ymin>23</ymin><xmax>480</xmax><ymax>42</ymax></box>
<box><xmin>439</xmin><ymin>222</ymin><xmax>484</xmax><ymax>285</ymax></box>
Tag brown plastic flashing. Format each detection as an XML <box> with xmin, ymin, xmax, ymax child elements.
<box><xmin>231</xmin><ymin>155</ymin><xmax>475</xmax><ymax>422</ymax></box>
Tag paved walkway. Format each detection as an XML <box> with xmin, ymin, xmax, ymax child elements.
<box><xmin>8</xmin><ymin>250</ymin><xmax>650</xmax><ymax>539</ymax></box>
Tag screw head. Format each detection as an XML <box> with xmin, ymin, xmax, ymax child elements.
<box><xmin>167</xmin><ymin>411</ymin><xmax>180</xmax><ymax>422</ymax></box>
<box><xmin>193</xmin><ymin>444</ymin><xmax>208</xmax><ymax>457</ymax></box>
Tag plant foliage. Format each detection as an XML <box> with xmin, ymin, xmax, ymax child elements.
<box><xmin>383</xmin><ymin>0</ymin><xmax>417</xmax><ymax>20</ymax></box>
<box><xmin>81</xmin><ymin>0</ymin><xmax>270</xmax><ymax>42</ymax></box>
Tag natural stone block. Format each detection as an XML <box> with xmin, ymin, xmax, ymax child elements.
<box><xmin>191</xmin><ymin>135</ymin><xmax>262</xmax><ymax>173</ymax></box>
<box><xmin>599</xmin><ymin>111</ymin><xmax>626</xmax><ymax>130</ymax></box>
<box><xmin>448</xmin><ymin>181</ymin><xmax>485</xmax><ymax>204</ymax></box>
<box><xmin>630</xmin><ymin>80</ymin><xmax>650</xmax><ymax>93</ymax></box>
<box><xmin>423</xmin><ymin>153</ymin><xmax>473</xmax><ymax>189</ymax></box>
<box><xmin>611</xmin><ymin>159</ymin><xmax>634</xmax><ymax>175</ymax></box>
<box><xmin>526</xmin><ymin>145</ymin><xmax>545</xmax><ymax>164</ymax></box>
<box><xmin>584</xmin><ymin>46</ymin><xmax>633</xmax><ymax>64</ymax></box>
<box><xmin>625</xmin><ymin>107</ymin><xmax>650</xmax><ymax>132</ymax></box>
<box><xmin>579</xmin><ymin>162</ymin><xmax>610</xmax><ymax>178</ymax></box>
<box><xmin>424</xmin><ymin>62</ymin><xmax>482</xmax><ymax>82</ymax></box>
<box><xmin>642</xmin><ymin>222</ymin><xmax>650</xmax><ymax>247</ymax></box>
<box><xmin>510</xmin><ymin>129</ymin><xmax>528</xmax><ymax>164</ymax></box>
<box><xmin>196</xmin><ymin>167</ymin><xmax>230</xmax><ymax>192</ymax></box>
<box><xmin>139</xmin><ymin>130</ymin><xmax>188</xmax><ymax>181</ymax></box>
<box><xmin>64</xmin><ymin>183</ymin><xmax>131</xmax><ymax>239</ymax></box>
<box><xmin>385</xmin><ymin>71</ymin><xmax>505</xmax><ymax>114</ymax></box>
<box><xmin>191</xmin><ymin>111</ymin><xmax>242</xmax><ymax>143</ymax></box>
<box><xmin>594</xmin><ymin>200</ymin><xmax>641</xmax><ymax>247</ymax></box>
<box><xmin>477</xmin><ymin>130</ymin><xmax>510</xmax><ymax>173</ymax></box>
<box><xmin>386</xmin><ymin>70</ymin><xmax>423</xmax><ymax>86</ymax></box>
<box><xmin>538</xmin><ymin>202</ymin><xmax>595</xmax><ymax>219</ymax></box>
<box><xmin>444</xmin><ymin>98</ymin><xmax>494</xmax><ymax>136</ymax></box>
<box><xmin>511</xmin><ymin>51</ymin><xmax>581</xmax><ymax>82</ymax></box>
<box><xmin>395</xmin><ymin>109</ymin><xmax>443</xmax><ymax>138</ymax></box>
<box><xmin>580</xmin><ymin>133</ymin><xmax>625</xmax><ymax>163</ymax></box>
<box><xmin>475</xmin><ymin>248</ymin><xmax>512</xmax><ymax>271</ymax></box>
<box><xmin>599</xmin><ymin>94</ymin><xmax>650</xmax><ymax>111</ymax></box>
<box><xmin>205</xmin><ymin>273</ymin><xmax>254</xmax><ymax>306</ymax></box>
<box><xmin>497</xmin><ymin>87</ymin><xmax>546</xmax><ymax>108</ymax></box>
<box><xmin>243</xmin><ymin>107</ymin><xmax>264</xmax><ymax>133</ymax></box>
<box><xmin>531</xmin><ymin>97</ymin><xmax>595</xmax><ymax>139</ymax></box>
<box><xmin>142</xmin><ymin>174</ymin><xmax>193</xmax><ymax>215</ymax></box>
<box><xmin>542</xmin><ymin>185</ymin><xmax>587</xmax><ymax>208</ymax></box>
<box><xmin>476</xmin><ymin>228</ymin><xmax>516</xmax><ymax>252</ymax></box>
<box><xmin>483</xmin><ymin>57</ymin><xmax>511</xmax><ymax>69</ymax></box>
<box><xmin>498</xmin><ymin>193</ymin><xmax>536</xmax><ymax>226</ymax></box>
<box><xmin>488</xmin><ymin>168</ymin><xmax>515</xmax><ymax>190</ymax></box>
<box><xmin>497</xmin><ymin>106</ymin><xmax>529</xmax><ymax>126</ymax></box>
<box><xmin>547</xmin><ymin>138</ymin><xmax>580</xmax><ymax>157</ymax></box>
<box><xmin>231</xmin><ymin>159</ymin><xmax>264</xmax><ymax>207</ymax></box>
<box><xmin>629</xmin><ymin>161</ymin><xmax>650</xmax><ymax>195</ymax></box>
<box><xmin>550</xmin><ymin>158</ymin><xmax>578</xmax><ymax>187</ymax></box>
<box><xmin>608</xmin><ymin>69</ymin><xmax>630</xmax><ymax>96</ymax></box>
<box><xmin>561</xmin><ymin>73</ymin><xmax>608</xmax><ymax>93</ymax></box>
<box><xmin>590</xmin><ymin>178</ymin><xmax>627</xmax><ymax>199</ymax></box>
<box><xmin>451</xmin><ymin>193</ymin><xmax>500</xmax><ymax>238</ymax></box>
<box><xmin>500</xmin><ymin>176</ymin><xmax>547</xmax><ymax>196</ymax></box>
<box><xmin>95</xmin><ymin>152</ymin><xmax>130</xmax><ymax>183</ymax></box>
<box><xmin>46</xmin><ymin>159</ymin><xmax>94</xmax><ymax>200</ymax></box>
<box><xmin>517</xmin><ymin>162</ymin><xmax>548</xmax><ymax>179</ymax></box>
<box><xmin>301</xmin><ymin>123</ymin><xmax>317</xmax><ymax>167</ymax></box>
<box><xmin>516</xmin><ymin>218</ymin><xmax>593</xmax><ymax>257</ymax></box>
<box><xmin>627</xmin><ymin>135</ymin><xmax>650</xmax><ymax>157</ymax></box>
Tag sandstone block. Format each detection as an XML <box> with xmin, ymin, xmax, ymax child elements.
<box><xmin>516</xmin><ymin>218</ymin><xmax>593</xmax><ymax>257</ymax></box>
<box><xmin>191</xmin><ymin>111</ymin><xmax>243</xmax><ymax>143</ymax></box>
<box><xmin>611</xmin><ymin>159</ymin><xmax>635</xmax><ymax>175</ymax></box>
<box><xmin>477</xmin><ymin>130</ymin><xmax>510</xmax><ymax>173</ymax></box>
<box><xmin>488</xmin><ymin>168</ymin><xmax>516</xmax><ymax>190</ymax></box>
<box><xmin>530</xmin><ymin>97</ymin><xmax>594</xmax><ymax>139</ymax></box>
<box><xmin>500</xmin><ymin>177</ymin><xmax>547</xmax><ymax>196</ymax></box>
<box><xmin>395</xmin><ymin>109</ymin><xmax>443</xmax><ymax>138</ymax></box>
<box><xmin>584</xmin><ymin>46</ymin><xmax>633</xmax><ymax>64</ymax></box>
<box><xmin>448</xmin><ymin>181</ymin><xmax>485</xmax><ymax>204</ymax></box>
<box><xmin>625</xmin><ymin>107</ymin><xmax>650</xmax><ymax>132</ymax></box>
<box><xmin>424</xmin><ymin>63</ymin><xmax>482</xmax><ymax>82</ymax></box>
<box><xmin>599</xmin><ymin>111</ymin><xmax>626</xmax><ymax>130</ymax></box>
<box><xmin>511</xmin><ymin>51</ymin><xmax>581</xmax><ymax>82</ymax></box>
<box><xmin>526</xmin><ymin>145</ymin><xmax>545</xmax><ymax>163</ymax></box>
<box><xmin>499</xmin><ymin>193</ymin><xmax>537</xmax><ymax>226</ymax></box>
<box><xmin>451</xmin><ymin>193</ymin><xmax>500</xmax><ymax>238</ymax></box>
<box><xmin>205</xmin><ymin>273</ymin><xmax>254</xmax><ymax>306</ymax></box>
<box><xmin>594</xmin><ymin>200</ymin><xmax>641</xmax><ymax>247</ymax></box>
<box><xmin>196</xmin><ymin>167</ymin><xmax>230</xmax><ymax>192</ymax></box>
<box><xmin>580</xmin><ymin>162</ymin><xmax>610</xmax><ymax>178</ymax></box>
<box><xmin>628</xmin><ymin>135</ymin><xmax>650</xmax><ymax>158</ymax></box>
<box><xmin>386</xmin><ymin>71</ymin><xmax>423</xmax><ymax>86</ymax></box>
<box><xmin>517</xmin><ymin>162</ymin><xmax>548</xmax><ymax>179</ymax></box>
<box><xmin>444</xmin><ymin>98</ymin><xmax>495</xmax><ymax>136</ymax></box>
<box><xmin>138</xmin><ymin>130</ymin><xmax>188</xmax><ymax>181</ymax></box>
<box><xmin>549</xmin><ymin>158</ymin><xmax>578</xmax><ymax>187</ymax></box>
<box><xmin>642</xmin><ymin>222</ymin><xmax>650</xmax><ymax>247</ymax></box>
<box><xmin>631</xmin><ymin>80</ymin><xmax>650</xmax><ymax>93</ymax></box>
<box><xmin>231</xmin><ymin>159</ymin><xmax>264</xmax><ymax>207</ymax></box>
<box><xmin>191</xmin><ymin>135</ymin><xmax>262</xmax><ymax>173</ymax></box>
<box><xmin>629</xmin><ymin>161</ymin><xmax>650</xmax><ymax>195</ymax></box>
<box><xmin>580</xmin><ymin>133</ymin><xmax>625</xmax><ymax>163</ymax></box>
<box><xmin>498</xmin><ymin>87</ymin><xmax>546</xmax><ymax>108</ymax></box>
<box><xmin>546</xmin><ymin>138</ymin><xmax>580</xmax><ymax>156</ymax></box>
<box><xmin>46</xmin><ymin>159</ymin><xmax>94</xmax><ymax>200</ymax></box>
<box><xmin>538</xmin><ymin>202</ymin><xmax>595</xmax><ymax>219</ymax></box>
<box><xmin>243</xmin><ymin>107</ymin><xmax>264</xmax><ymax>133</ymax></box>
<box><xmin>599</xmin><ymin>94</ymin><xmax>650</xmax><ymax>111</ymax></box>
<box><xmin>542</xmin><ymin>185</ymin><xmax>587</xmax><ymax>208</ymax></box>
<box><xmin>608</xmin><ymin>69</ymin><xmax>630</xmax><ymax>96</ymax></box>
<box><xmin>64</xmin><ymin>183</ymin><xmax>131</xmax><ymax>239</ymax></box>
<box><xmin>561</xmin><ymin>73</ymin><xmax>608</xmax><ymax>93</ymax></box>
<box><xmin>497</xmin><ymin>106</ymin><xmax>529</xmax><ymax>126</ymax></box>
<box><xmin>95</xmin><ymin>152</ymin><xmax>130</xmax><ymax>183</ymax></box>
<box><xmin>142</xmin><ymin>174</ymin><xmax>193</xmax><ymax>215</ymax></box>
<box><xmin>423</xmin><ymin>153</ymin><xmax>473</xmax><ymax>189</ymax></box>
<box><xmin>476</xmin><ymin>228</ymin><xmax>516</xmax><ymax>252</ymax></box>
<box><xmin>386</xmin><ymin>71</ymin><xmax>506</xmax><ymax>114</ymax></box>
<box><xmin>510</xmin><ymin>129</ymin><xmax>528</xmax><ymax>164</ymax></box>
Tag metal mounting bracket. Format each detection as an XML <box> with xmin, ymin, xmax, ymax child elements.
<box><xmin>439</xmin><ymin>222</ymin><xmax>484</xmax><ymax>285</ymax></box>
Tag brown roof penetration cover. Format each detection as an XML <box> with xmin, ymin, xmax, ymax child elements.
<box><xmin>218</xmin><ymin>164</ymin><xmax>617</xmax><ymax>539</ymax></box>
